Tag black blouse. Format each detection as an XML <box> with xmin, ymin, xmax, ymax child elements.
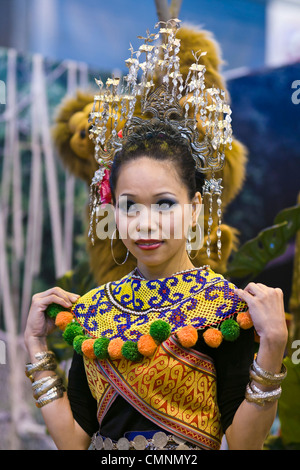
<box><xmin>67</xmin><ymin>328</ymin><xmax>255</xmax><ymax>440</ymax></box>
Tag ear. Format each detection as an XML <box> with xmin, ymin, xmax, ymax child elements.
<box><xmin>191</xmin><ymin>191</ymin><xmax>202</xmax><ymax>226</ymax></box>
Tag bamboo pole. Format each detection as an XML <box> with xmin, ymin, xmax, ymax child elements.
<box><xmin>20</xmin><ymin>55</ymin><xmax>44</xmax><ymax>331</ymax></box>
<box><xmin>64</xmin><ymin>61</ymin><xmax>77</xmax><ymax>272</ymax></box>
<box><xmin>0</xmin><ymin>206</ymin><xmax>22</xmax><ymax>449</ymax></box>
<box><xmin>0</xmin><ymin>49</ymin><xmax>27</xmax><ymax>448</ymax></box>
<box><xmin>155</xmin><ymin>0</ymin><xmax>183</xmax><ymax>22</ymax></box>
<box><xmin>37</xmin><ymin>54</ymin><xmax>65</xmax><ymax>278</ymax></box>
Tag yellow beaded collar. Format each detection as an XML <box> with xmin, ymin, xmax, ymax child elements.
<box><xmin>47</xmin><ymin>265</ymin><xmax>252</xmax><ymax>361</ymax></box>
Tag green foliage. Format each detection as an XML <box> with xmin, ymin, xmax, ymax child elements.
<box><xmin>278</xmin><ymin>357</ymin><xmax>300</xmax><ymax>448</ymax></box>
<box><xmin>225</xmin><ymin>203</ymin><xmax>300</xmax><ymax>280</ymax></box>
<box><xmin>56</xmin><ymin>260</ymin><xmax>97</xmax><ymax>296</ymax></box>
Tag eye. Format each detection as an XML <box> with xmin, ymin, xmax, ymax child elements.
<box><xmin>156</xmin><ymin>199</ymin><xmax>177</xmax><ymax>211</ymax></box>
<box><xmin>118</xmin><ymin>199</ymin><xmax>140</xmax><ymax>214</ymax></box>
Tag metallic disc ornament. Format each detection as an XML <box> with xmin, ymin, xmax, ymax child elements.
<box><xmin>132</xmin><ymin>434</ymin><xmax>148</xmax><ymax>450</ymax></box>
<box><xmin>103</xmin><ymin>437</ymin><xmax>114</xmax><ymax>450</ymax></box>
<box><xmin>117</xmin><ymin>437</ymin><xmax>130</xmax><ymax>450</ymax></box>
<box><xmin>94</xmin><ymin>435</ymin><xmax>104</xmax><ymax>450</ymax></box>
<box><xmin>153</xmin><ymin>431</ymin><xmax>168</xmax><ymax>449</ymax></box>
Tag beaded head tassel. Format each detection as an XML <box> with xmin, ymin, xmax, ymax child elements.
<box><xmin>88</xmin><ymin>19</ymin><xmax>233</xmax><ymax>261</ymax></box>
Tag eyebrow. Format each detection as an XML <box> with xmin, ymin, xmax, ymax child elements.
<box><xmin>119</xmin><ymin>192</ymin><xmax>177</xmax><ymax>198</ymax></box>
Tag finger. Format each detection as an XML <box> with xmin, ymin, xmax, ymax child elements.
<box><xmin>274</xmin><ymin>287</ymin><xmax>284</xmax><ymax>297</ymax></box>
<box><xmin>234</xmin><ymin>288</ymin><xmax>254</xmax><ymax>304</ymax></box>
<box><xmin>33</xmin><ymin>293</ymin><xmax>73</xmax><ymax>309</ymax></box>
<box><xmin>255</xmin><ymin>282</ymin><xmax>272</xmax><ymax>293</ymax></box>
<box><xmin>244</xmin><ymin>282</ymin><xmax>265</xmax><ymax>296</ymax></box>
<box><xmin>36</xmin><ymin>287</ymin><xmax>80</xmax><ymax>303</ymax></box>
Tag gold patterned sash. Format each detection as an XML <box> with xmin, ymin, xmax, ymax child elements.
<box><xmin>84</xmin><ymin>335</ymin><xmax>223</xmax><ymax>450</ymax></box>
<box><xmin>70</xmin><ymin>266</ymin><xmax>250</xmax><ymax>449</ymax></box>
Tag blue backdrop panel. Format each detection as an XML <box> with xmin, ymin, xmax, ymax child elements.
<box><xmin>226</xmin><ymin>63</ymin><xmax>300</xmax><ymax>245</ymax></box>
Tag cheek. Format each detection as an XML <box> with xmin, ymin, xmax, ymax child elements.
<box><xmin>161</xmin><ymin>206</ymin><xmax>190</xmax><ymax>240</ymax></box>
<box><xmin>116</xmin><ymin>211</ymin><xmax>141</xmax><ymax>242</ymax></box>
<box><xmin>115</xmin><ymin>211</ymin><xmax>130</xmax><ymax>239</ymax></box>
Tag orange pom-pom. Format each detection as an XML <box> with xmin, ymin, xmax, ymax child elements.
<box><xmin>107</xmin><ymin>338</ymin><xmax>124</xmax><ymax>360</ymax></box>
<box><xmin>137</xmin><ymin>334</ymin><xmax>157</xmax><ymax>357</ymax></box>
<box><xmin>203</xmin><ymin>328</ymin><xmax>223</xmax><ymax>348</ymax></box>
<box><xmin>176</xmin><ymin>325</ymin><xmax>198</xmax><ymax>348</ymax></box>
<box><xmin>237</xmin><ymin>310</ymin><xmax>253</xmax><ymax>330</ymax></box>
<box><xmin>55</xmin><ymin>311</ymin><xmax>74</xmax><ymax>331</ymax></box>
<box><xmin>81</xmin><ymin>339</ymin><xmax>96</xmax><ymax>359</ymax></box>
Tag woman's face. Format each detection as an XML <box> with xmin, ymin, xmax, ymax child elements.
<box><xmin>114</xmin><ymin>156</ymin><xmax>202</xmax><ymax>276</ymax></box>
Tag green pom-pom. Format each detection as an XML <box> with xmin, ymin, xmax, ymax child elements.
<box><xmin>63</xmin><ymin>322</ymin><xmax>84</xmax><ymax>345</ymax></box>
<box><xmin>121</xmin><ymin>341</ymin><xmax>143</xmax><ymax>362</ymax></box>
<box><xmin>149</xmin><ymin>320</ymin><xmax>171</xmax><ymax>343</ymax></box>
<box><xmin>46</xmin><ymin>303</ymin><xmax>64</xmax><ymax>319</ymax></box>
<box><xmin>220</xmin><ymin>319</ymin><xmax>240</xmax><ymax>342</ymax></box>
<box><xmin>93</xmin><ymin>337</ymin><xmax>110</xmax><ymax>359</ymax></box>
<box><xmin>73</xmin><ymin>335</ymin><xmax>87</xmax><ymax>355</ymax></box>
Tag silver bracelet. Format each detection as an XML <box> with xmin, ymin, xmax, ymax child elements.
<box><xmin>249</xmin><ymin>358</ymin><xmax>287</xmax><ymax>386</ymax></box>
<box><xmin>35</xmin><ymin>385</ymin><xmax>65</xmax><ymax>409</ymax></box>
<box><xmin>25</xmin><ymin>351</ymin><xmax>57</xmax><ymax>381</ymax></box>
<box><xmin>32</xmin><ymin>375</ymin><xmax>64</xmax><ymax>399</ymax></box>
<box><xmin>245</xmin><ymin>381</ymin><xmax>282</xmax><ymax>406</ymax></box>
<box><xmin>34</xmin><ymin>351</ymin><xmax>56</xmax><ymax>361</ymax></box>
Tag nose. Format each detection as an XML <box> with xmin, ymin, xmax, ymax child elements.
<box><xmin>130</xmin><ymin>205</ymin><xmax>160</xmax><ymax>239</ymax></box>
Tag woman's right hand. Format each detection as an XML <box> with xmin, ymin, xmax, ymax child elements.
<box><xmin>24</xmin><ymin>287</ymin><xmax>80</xmax><ymax>351</ymax></box>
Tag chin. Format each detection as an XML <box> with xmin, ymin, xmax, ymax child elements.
<box><xmin>133</xmin><ymin>244</ymin><xmax>181</xmax><ymax>266</ymax></box>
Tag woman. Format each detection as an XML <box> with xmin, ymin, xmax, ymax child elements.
<box><xmin>24</xmin><ymin>120</ymin><xmax>288</xmax><ymax>450</ymax></box>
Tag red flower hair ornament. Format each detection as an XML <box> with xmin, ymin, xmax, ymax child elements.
<box><xmin>98</xmin><ymin>168</ymin><xmax>112</xmax><ymax>206</ymax></box>
<box><xmin>97</xmin><ymin>130</ymin><xmax>123</xmax><ymax>206</ymax></box>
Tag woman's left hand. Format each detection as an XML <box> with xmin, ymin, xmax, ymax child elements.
<box><xmin>234</xmin><ymin>283</ymin><xmax>288</xmax><ymax>347</ymax></box>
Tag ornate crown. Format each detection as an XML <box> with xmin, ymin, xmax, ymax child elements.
<box><xmin>88</xmin><ymin>19</ymin><xmax>233</xmax><ymax>260</ymax></box>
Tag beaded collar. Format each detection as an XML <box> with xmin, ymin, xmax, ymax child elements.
<box><xmin>46</xmin><ymin>265</ymin><xmax>252</xmax><ymax>361</ymax></box>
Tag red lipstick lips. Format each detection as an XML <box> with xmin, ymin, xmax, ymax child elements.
<box><xmin>135</xmin><ymin>239</ymin><xmax>164</xmax><ymax>250</ymax></box>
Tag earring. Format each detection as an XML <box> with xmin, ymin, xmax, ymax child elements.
<box><xmin>202</xmin><ymin>175</ymin><xmax>223</xmax><ymax>260</ymax></box>
<box><xmin>111</xmin><ymin>228</ymin><xmax>129</xmax><ymax>265</ymax></box>
<box><xmin>186</xmin><ymin>223</ymin><xmax>202</xmax><ymax>260</ymax></box>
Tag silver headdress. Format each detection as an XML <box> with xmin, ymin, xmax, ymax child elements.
<box><xmin>88</xmin><ymin>19</ymin><xmax>233</xmax><ymax>260</ymax></box>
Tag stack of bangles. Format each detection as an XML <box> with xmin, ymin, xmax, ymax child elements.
<box><xmin>25</xmin><ymin>351</ymin><xmax>65</xmax><ymax>408</ymax></box>
<box><xmin>245</xmin><ymin>358</ymin><xmax>287</xmax><ymax>407</ymax></box>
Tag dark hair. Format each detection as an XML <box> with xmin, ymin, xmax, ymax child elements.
<box><xmin>109</xmin><ymin>120</ymin><xmax>205</xmax><ymax>205</ymax></box>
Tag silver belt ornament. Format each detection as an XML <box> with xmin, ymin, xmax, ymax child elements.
<box><xmin>92</xmin><ymin>431</ymin><xmax>201</xmax><ymax>450</ymax></box>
